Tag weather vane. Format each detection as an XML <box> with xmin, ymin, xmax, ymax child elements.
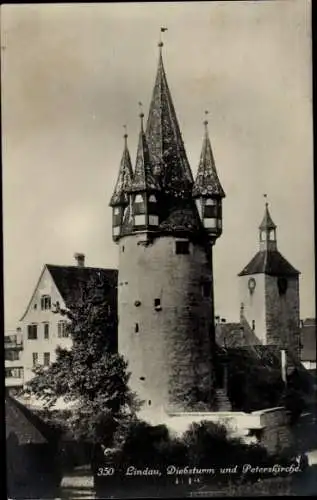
<box><xmin>159</xmin><ymin>27</ymin><xmax>168</xmax><ymax>47</ymax></box>
<box><xmin>123</xmin><ymin>124</ymin><xmax>128</xmax><ymax>138</ymax></box>
<box><xmin>263</xmin><ymin>193</ymin><xmax>268</xmax><ymax>207</ymax></box>
<box><xmin>204</xmin><ymin>110</ymin><xmax>209</xmax><ymax>127</ymax></box>
<box><xmin>138</xmin><ymin>101</ymin><xmax>144</xmax><ymax>117</ymax></box>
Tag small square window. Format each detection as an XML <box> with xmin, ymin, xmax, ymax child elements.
<box><xmin>175</xmin><ymin>241</ymin><xmax>190</xmax><ymax>255</ymax></box>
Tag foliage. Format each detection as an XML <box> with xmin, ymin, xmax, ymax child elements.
<box><xmin>25</xmin><ymin>273</ymin><xmax>140</xmax><ymax>445</ymax></box>
<box><xmin>111</xmin><ymin>419</ymin><xmax>188</xmax><ymax>467</ymax></box>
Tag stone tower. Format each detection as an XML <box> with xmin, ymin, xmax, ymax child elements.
<box><xmin>238</xmin><ymin>201</ymin><xmax>301</xmax><ymax>363</ymax></box>
<box><xmin>109</xmin><ymin>41</ymin><xmax>225</xmax><ymax>415</ymax></box>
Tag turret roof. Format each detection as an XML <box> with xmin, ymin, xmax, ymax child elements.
<box><xmin>129</xmin><ymin>114</ymin><xmax>160</xmax><ymax>193</ymax></box>
<box><xmin>109</xmin><ymin>135</ymin><xmax>133</xmax><ymax>206</ymax></box>
<box><xmin>259</xmin><ymin>203</ymin><xmax>276</xmax><ymax>230</ymax></box>
<box><xmin>145</xmin><ymin>45</ymin><xmax>193</xmax><ymax>195</ymax></box>
<box><xmin>192</xmin><ymin>121</ymin><xmax>225</xmax><ymax>198</ymax></box>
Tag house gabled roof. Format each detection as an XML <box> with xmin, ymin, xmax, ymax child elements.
<box><xmin>20</xmin><ymin>265</ymin><xmax>118</xmax><ymax>320</ymax></box>
<box><xmin>6</xmin><ymin>396</ymin><xmax>50</xmax><ymax>444</ymax></box>
<box><xmin>238</xmin><ymin>250</ymin><xmax>300</xmax><ymax>277</ymax></box>
<box><xmin>47</xmin><ymin>265</ymin><xmax>118</xmax><ymax>309</ymax></box>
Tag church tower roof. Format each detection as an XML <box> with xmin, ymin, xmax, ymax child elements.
<box><xmin>109</xmin><ymin>131</ymin><xmax>133</xmax><ymax>206</ymax></box>
<box><xmin>238</xmin><ymin>200</ymin><xmax>300</xmax><ymax>277</ymax></box>
<box><xmin>129</xmin><ymin>112</ymin><xmax>160</xmax><ymax>193</ymax></box>
<box><xmin>193</xmin><ymin>117</ymin><xmax>225</xmax><ymax>198</ymax></box>
<box><xmin>145</xmin><ymin>42</ymin><xmax>194</xmax><ymax>195</ymax></box>
<box><xmin>259</xmin><ymin>203</ymin><xmax>276</xmax><ymax>231</ymax></box>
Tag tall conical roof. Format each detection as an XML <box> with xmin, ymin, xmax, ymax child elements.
<box><xmin>109</xmin><ymin>133</ymin><xmax>133</xmax><ymax>206</ymax></box>
<box><xmin>145</xmin><ymin>44</ymin><xmax>193</xmax><ymax>195</ymax></box>
<box><xmin>192</xmin><ymin>120</ymin><xmax>225</xmax><ymax>198</ymax></box>
<box><xmin>129</xmin><ymin>113</ymin><xmax>160</xmax><ymax>193</ymax></box>
<box><xmin>259</xmin><ymin>203</ymin><xmax>277</xmax><ymax>230</ymax></box>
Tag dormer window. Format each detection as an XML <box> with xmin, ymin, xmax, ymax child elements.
<box><xmin>149</xmin><ymin>194</ymin><xmax>157</xmax><ymax>203</ymax></box>
<box><xmin>41</xmin><ymin>295</ymin><xmax>51</xmax><ymax>311</ymax></box>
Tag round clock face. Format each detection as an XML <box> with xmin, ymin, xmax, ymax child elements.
<box><xmin>248</xmin><ymin>277</ymin><xmax>256</xmax><ymax>293</ymax></box>
<box><xmin>277</xmin><ymin>277</ymin><xmax>288</xmax><ymax>295</ymax></box>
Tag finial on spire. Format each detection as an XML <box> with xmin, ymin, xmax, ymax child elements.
<box><xmin>203</xmin><ymin>110</ymin><xmax>209</xmax><ymax>128</ymax></box>
<box><xmin>263</xmin><ymin>193</ymin><xmax>268</xmax><ymax>208</ymax></box>
<box><xmin>138</xmin><ymin>102</ymin><xmax>144</xmax><ymax>130</ymax></box>
<box><xmin>159</xmin><ymin>27</ymin><xmax>168</xmax><ymax>48</ymax></box>
<box><xmin>123</xmin><ymin>124</ymin><xmax>128</xmax><ymax>139</ymax></box>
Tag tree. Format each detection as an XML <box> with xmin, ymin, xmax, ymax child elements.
<box><xmin>25</xmin><ymin>273</ymin><xmax>140</xmax><ymax>446</ymax></box>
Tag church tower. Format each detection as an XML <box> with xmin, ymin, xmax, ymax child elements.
<box><xmin>238</xmin><ymin>201</ymin><xmax>301</xmax><ymax>362</ymax></box>
<box><xmin>110</xmin><ymin>39</ymin><xmax>225</xmax><ymax>416</ymax></box>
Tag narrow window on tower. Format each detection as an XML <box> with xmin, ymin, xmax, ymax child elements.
<box><xmin>175</xmin><ymin>240</ymin><xmax>190</xmax><ymax>255</ymax></box>
<box><xmin>154</xmin><ymin>298</ymin><xmax>162</xmax><ymax>310</ymax></box>
<box><xmin>135</xmin><ymin>323</ymin><xmax>139</xmax><ymax>333</ymax></box>
<box><xmin>202</xmin><ymin>281</ymin><xmax>212</xmax><ymax>298</ymax></box>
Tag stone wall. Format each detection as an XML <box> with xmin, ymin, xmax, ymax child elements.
<box><xmin>252</xmin><ymin>407</ymin><xmax>295</xmax><ymax>455</ymax></box>
<box><xmin>145</xmin><ymin>407</ymin><xmax>293</xmax><ymax>456</ymax></box>
<box><xmin>118</xmin><ymin>233</ymin><xmax>215</xmax><ymax>414</ymax></box>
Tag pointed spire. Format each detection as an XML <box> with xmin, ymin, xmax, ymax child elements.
<box><xmin>192</xmin><ymin>112</ymin><xmax>225</xmax><ymax>198</ymax></box>
<box><xmin>129</xmin><ymin>107</ymin><xmax>160</xmax><ymax>193</ymax></box>
<box><xmin>145</xmin><ymin>36</ymin><xmax>194</xmax><ymax>195</ymax></box>
<box><xmin>109</xmin><ymin>127</ymin><xmax>133</xmax><ymax>207</ymax></box>
<box><xmin>259</xmin><ymin>196</ymin><xmax>277</xmax><ymax>230</ymax></box>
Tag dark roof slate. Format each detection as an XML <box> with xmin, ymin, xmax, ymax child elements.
<box><xmin>47</xmin><ymin>265</ymin><xmax>118</xmax><ymax>308</ymax></box>
<box><xmin>109</xmin><ymin>137</ymin><xmax>133</xmax><ymax>207</ymax></box>
<box><xmin>215</xmin><ymin>322</ymin><xmax>261</xmax><ymax>348</ymax></box>
<box><xmin>6</xmin><ymin>396</ymin><xmax>50</xmax><ymax>444</ymax></box>
<box><xmin>192</xmin><ymin>124</ymin><xmax>225</xmax><ymax>198</ymax></box>
<box><xmin>238</xmin><ymin>250</ymin><xmax>300</xmax><ymax>277</ymax></box>
<box><xmin>129</xmin><ymin>122</ymin><xmax>160</xmax><ymax>193</ymax></box>
<box><xmin>145</xmin><ymin>48</ymin><xmax>194</xmax><ymax>195</ymax></box>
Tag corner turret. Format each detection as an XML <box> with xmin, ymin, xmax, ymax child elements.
<box><xmin>192</xmin><ymin>114</ymin><xmax>225</xmax><ymax>243</ymax></box>
<box><xmin>109</xmin><ymin>130</ymin><xmax>133</xmax><ymax>241</ymax></box>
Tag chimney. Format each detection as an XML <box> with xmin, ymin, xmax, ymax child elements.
<box><xmin>74</xmin><ymin>253</ymin><xmax>85</xmax><ymax>267</ymax></box>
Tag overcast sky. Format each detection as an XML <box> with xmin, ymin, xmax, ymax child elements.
<box><xmin>1</xmin><ymin>1</ymin><xmax>314</xmax><ymax>330</ymax></box>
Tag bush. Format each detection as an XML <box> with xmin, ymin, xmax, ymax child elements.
<box><xmin>112</xmin><ymin>419</ymin><xmax>188</xmax><ymax>467</ymax></box>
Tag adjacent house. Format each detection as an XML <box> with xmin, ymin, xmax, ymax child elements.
<box><xmin>19</xmin><ymin>253</ymin><xmax>118</xmax><ymax>385</ymax></box>
<box><xmin>5</xmin><ymin>329</ymin><xmax>24</xmax><ymax>393</ymax></box>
